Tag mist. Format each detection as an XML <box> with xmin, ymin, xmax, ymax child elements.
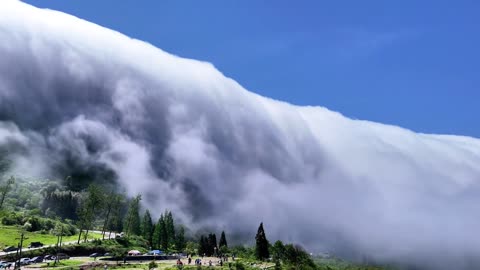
<box><xmin>1</xmin><ymin>1</ymin><xmax>480</xmax><ymax>269</ymax></box>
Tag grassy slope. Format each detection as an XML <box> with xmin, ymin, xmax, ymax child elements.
<box><xmin>0</xmin><ymin>226</ymin><xmax>102</xmax><ymax>248</ymax></box>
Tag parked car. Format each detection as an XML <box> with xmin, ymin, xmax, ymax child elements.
<box><xmin>19</xmin><ymin>258</ymin><xmax>31</xmax><ymax>265</ymax></box>
<box><xmin>28</xmin><ymin>242</ymin><xmax>44</xmax><ymax>248</ymax></box>
<box><xmin>89</xmin><ymin>253</ymin><xmax>100</xmax><ymax>258</ymax></box>
<box><xmin>0</xmin><ymin>261</ymin><xmax>13</xmax><ymax>269</ymax></box>
<box><xmin>103</xmin><ymin>253</ymin><xmax>112</xmax><ymax>257</ymax></box>
<box><xmin>2</xmin><ymin>246</ymin><xmax>17</xmax><ymax>252</ymax></box>
<box><xmin>44</xmin><ymin>255</ymin><xmax>54</xmax><ymax>260</ymax></box>
<box><xmin>29</xmin><ymin>256</ymin><xmax>44</xmax><ymax>263</ymax></box>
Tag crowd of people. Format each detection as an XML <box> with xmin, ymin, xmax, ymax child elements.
<box><xmin>176</xmin><ymin>253</ymin><xmax>236</xmax><ymax>267</ymax></box>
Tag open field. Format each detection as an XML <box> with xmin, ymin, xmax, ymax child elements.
<box><xmin>0</xmin><ymin>226</ymin><xmax>103</xmax><ymax>249</ymax></box>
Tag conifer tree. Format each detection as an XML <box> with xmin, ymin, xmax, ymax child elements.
<box><xmin>175</xmin><ymin>225</ymin><xmax>186</xmax><ymax>251</ymax></box>
<box><xmin>207</xmin><ymin>233</ymin><xmax>218</xmax><ymax>256</ymax></box>
<box><xmin>152</xmin><ymin>217</ymin><xmax>161</xmax><ymax>249</ymax></box>
<box><xmin>255</xmin><ymin>222</ymin><xmax>270</xmax><ymax>260</ymax></box>
<box><xmin>219</xmin><ymin>231</ymin><xmax>228</xmax><ymax>248</ymax></box>
<box><xmin>141</xmin><ymin>210</ymin><xmax>153</xmax><ymax>244</ymax></box>
<box><xmin>156</xmin><ymin>214</ymin><xmax>168</xmax><ymax>250</ymax></box>
<box><xmin>124</xmin><ymin>195</ymin><xmax>142</xmax><ymax>236</ymax></box>
<box><xmin>198</xmin><ymin>235</ymin><xmax>208</xmax><ymax>256</ymax></box>
<box><xmin>165</xmin><ymin>210</ymin><xmax>175</xmax><ymax>248</ymax></box>
<box><xmin>107</xmin><ymin>194</ymin><xmax>124</xmax><ymax>236</ymax></box>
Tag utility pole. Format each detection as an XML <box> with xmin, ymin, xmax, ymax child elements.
<box><xmin>54</xmin><ymin>225</ymin><xmax>64</xmax><ymax>266</ymax></box>
<box><xmin>15</xmin><ymin>231</ymin><xmax>27</xmax><ymax>270</ymax></box>
<box><xmin>59</xmin><ymin>226</ymin><xmax>64</xmax><ymax>247</ymax></box>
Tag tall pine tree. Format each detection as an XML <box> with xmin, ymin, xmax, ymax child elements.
<box><xmin>152</xmin><ymin>217</ymin><xmax>162</xmax><ymax>249</ymax></box>
<box><xmin>175</xmin><ymin>225</ymin><xmax>186</xmax><ymax>251</ymax></box>
<box><xmin>141</xmin><ymin>210</ymin><xmax>153</xmax><ymax>245</ymax></box>
<box><xmin>124</xmin><ymin>195</ymin><xmax>142</xmax><ymax>236</ymax></box>
<box><xmin>158</xmin><ymin>214</ymin><xmax>168</xmax><ymax>250</ymax></box>
<box><xmin>165</xmin><ymin>210</ymin><xmax>175</xmax><ymax>248</ymax></box>
<box><xmin>219</xmin><ymin>231</ymin><xmax>228</xmax><ymax>248</ymax></box>
<box><xmin>198</xmin><ymin>235</ymin><xmax>206</xmax><ymax>256</ymax></box>
<box><xmin>255</xmin><ymin>222</ymin><xmax>270</xmax><ymax>260</ymax></box>
<box><xmin>207</xmin><ymin>233</ymin><xmax>218</xmax><ymax>256</ymax></box>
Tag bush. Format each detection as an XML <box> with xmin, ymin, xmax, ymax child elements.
<box><xmin>235</xmin><ymin>261</ymin><xmax>246</xmax><ymax>270</ymax></box>
<box><xmin>1</xmin><ymin>211</ymin><xmax>23</xmax><ymax>225</ymax></box>
<box><xmin>148</xmin><ymin>261</ymin><xmax>158</xmax><ymax>270</ymax></box>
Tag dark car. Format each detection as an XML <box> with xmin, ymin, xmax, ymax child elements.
<box><xmin>44</xmin><ymin>255</ymin><xmax>53</xmax><ymax>260</ymax></box>
<box><xmin>29</xmin><ymin>256</ymin><xmax>44</xmax><ymax>263</ymax></box>
<box><xmin>89</xmin><ymin>253</ymin><xmax>100</xmax><ymax>258</ymax></box>
<box><xmin>2</xmin><ymin>246</ymin><xmax>17</xmax><ymax>252</ymax></box>
<box><xmin>28</xmin><ymin>242</ymin><xmax>44</xmax><ymax>248</ymax></box>
<box><xmin>103</xmin><ymin>253</ymin><xmax>112</xmax><ymax>257</ymax></box>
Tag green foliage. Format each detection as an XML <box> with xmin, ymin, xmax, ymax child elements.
<box><xmin>230</xmin><ymin>245</ymin><xmax>255</xmax><ymax>260</ymax></box>
<box><xmin>77</xmin><ymin>183</ymin><xmax>106</xmax><ymax>243</ymax></box>
<box><xmin>219</xmin><ymin>230</ymin><xmax>228</xmax><ymax>249</ymax></box>
<box><xmin>42</xmin><ymin>186</ymin><xmax>81</xmax><ymax>220</ymax></box>
<box><xmin>197</xmin><ymin>233</ymin><xmax>218</xmax><ymax>256</ymax></box>
<box><xmin>141</xmin><ymin>209</ymin><xmax>153</xmax><ymax>244</ymax></box>
<box><xmin>0</xmin><ymin>176</ymin><xmax>15</xmax><ymax>209</ymax></box>
<box><xmin>277</xmin><ymin>244</ymin><xmax>317</xmax><ymax>270</ymax></box>
<box><xmin>175</xmin><ymin>225</ymin><xmax>186</xmax><ymax>251</ymax></box>
<box><xmin>313</xmin><ymin>256</ymin><xmax>393</xmax><ymax>270</ymax></box>
<box><xmin>272</xmin><ymin>240</ymin><xmax>286</xmax><ymax>261</ymax></box>
<box><xmin>153</xmin><ymin>214</ymin><xmax>168</xmax><ymax>250</ymax></box>
<box><xmin>207</xmin><ymin>233</ymin><xmax>217</xmax><ymax>256</ymax></box>
<box><xmin>1</xmin><ymin>211</ymin><xmax>76</xmax><ymax>235</ymax></box>
<box><xmin>107</xmin><ymin>193</ymin><xmax>125</xmax><ymax>233</ymax></box>
<box><xmin>165</xmin><ymin>210</ymin><xmax>175</xmax><ymax>247</ymax></box>
<box><xmin>185</xmin><ymin>241</ymin><xmax>198</xmax><ymax>256</ymax></box>
<box><xmin>255</xmin><ymin>222</ymin><xmax>270</xmax><ymax>261</ymax></box>
<box><xmin>198</xmin><ymin>235</ymin><xmax>208</xmax><ymax>256</ymax></box>
<box><xmin>0</xmin><ymin>225</ymin><xmax>99</xmax><ymax>252</ymax></box>
<box><xmin>148</xmin><ymin>261</ymin><xmax>158</xmax><ymax>270</ymax></box>
<box><xmin>124</xmin><ymin>195</ymin><xmax>142</xmax><ymax>236</ymax></box>
<box><xmin>235</xmin><ymin>261</ymin><xmax>246</xmax><ymax>270</ymax></box>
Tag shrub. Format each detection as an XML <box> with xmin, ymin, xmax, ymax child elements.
<box><xmin>148</xmin><ymin>261</ymin><xmax>158</xmax><ymax>270</ymax></box>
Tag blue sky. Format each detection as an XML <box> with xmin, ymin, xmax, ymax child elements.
<box><xmin>24</xmin><ymin>1</ymin><xmax>480</xmax><ymax>137</ymax></box>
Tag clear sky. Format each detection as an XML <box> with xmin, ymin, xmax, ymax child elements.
<box><xmin>23</xmin><ymin>0</ymin><xmax>480</xmax><ymax>138</ymax></box>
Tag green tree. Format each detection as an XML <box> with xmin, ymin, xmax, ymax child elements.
<box><xmin>0</xmin><ymin>176</ymin><xmax>15</xmax><ymax>209</ymax></box>
<box><xmin>107</xmin><ymin>194</ymin><xmax>125</xmax><ymax>237</ymax></box>
<box><xmin>124</xmin><ymin>195</ymin><xmax>142</xmax><ymax>236</ymax></box>
<box><xmin>185</xmin><ymin>241</ymin><xmax>198</xmax><ymax>256</ymax></box>
<box><xmin>141</xmin><ymin>209</ymin><xmax>154</xmax><ymax>244</ymax></box>
<box><xmin>219</xmin><ymin>230</ymin><xmax>228</xmax><ymax>248</ymax></box>
<box><xmin>152</xmin><ymin>217</ymin><xmax>161</xmax><ymax>249</ymax></box>
<box><xmin>198</xmin><ymin>235</ymin><xmax>208</xmax><ymax>256</ymax></box>
<box><xmin>153</xmin><ymin>214</ymin><xmax>168</xmax><ymax>250</ymax></box>
<box><xmin>101</xmin><ymin>191</ymin><xmax>118</xmax><ymax>239</ymax></box>
<box><xmin>77</xmin><ymin>184</ymin><xmax>105</xmax><ymax>243</ymax></box>
<box><xmin>272</xmin><ymin>240</ymin><xmax>286</xmax><ymax>261</ymax></box>
<box><xmin>175</xmin><ymin>225</ymin><xmax>186</xmax><ymax>251</ymax></box>
<box><xmin>283</xmin><ymin>244</ymin><xmax>317</xmax><ymax>270</ymax></box>
<box><xmin>255</xmin><ymin>222</ymin><xmax>270</xmax><ymax>260</ymax></box>
<box><xmin>207</xmin><ymin>233</ymin><xmax>218</xmax><ymax>256</ymax></box>
<box><xmin>165</xmin><ymin>210</ymin><xmax>175</xmax><ymax>248</ymax></box>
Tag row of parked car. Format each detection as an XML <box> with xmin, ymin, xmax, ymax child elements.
<box><xmin>0</xmin><ymin>254</ymin><xmax>70</xmax><ymax>268</ymax></box>
<box><xmin>2</xmin><ymin>242</ymin><xmax>45</xmax><ymax>253</ymax></box>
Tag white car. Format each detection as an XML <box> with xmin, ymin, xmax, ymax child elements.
<box><xmin>19</xmin><ymin>258</ymin><xmax>31</xmax><ymax>265</ymax></box>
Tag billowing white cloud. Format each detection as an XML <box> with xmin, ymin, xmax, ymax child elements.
<box><xmin>1</xmin><ymin>1</ymin><xmax>480</xmax><ymax>269</ymax></box>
